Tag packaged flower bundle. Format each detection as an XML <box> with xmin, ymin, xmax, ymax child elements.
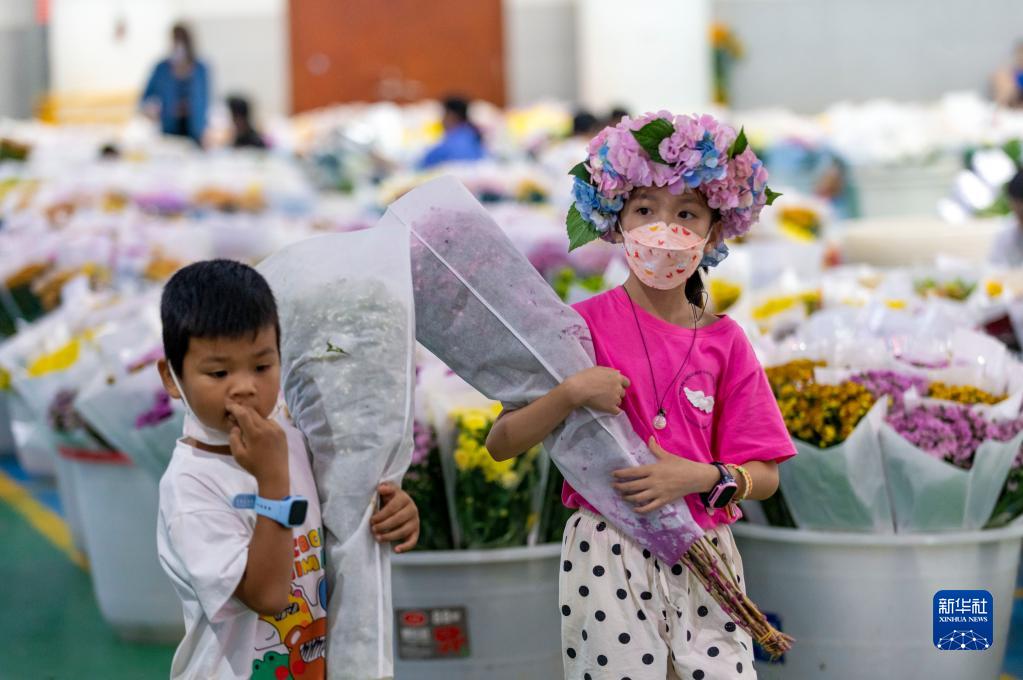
<box><xmin>258</xmin><ymin>220</ymin><xmax>414</xmax><ymax>678</ymax></box>
<box><xmin>989</xmin><ymin>451</ymin><xmax>1023</xmax><ymax>528</ymax></box>
<box><xmin>448</xmin><ymin>403</ymin><xmax>544</xmax><ymax>549</ymax></box>
<box><xmin>403</xmin><ymin>176</ymin><xmax>703</xmax><ymax>564</ymax></box>
<box><xmin>879</xmin><ymin>392</ymin><xmax>1023</xmax><ymax>531</ymax></box>
<box><xmin>75</xmin><ymin>347</ymin><xmax>183</xmax><ymax>482</ymax></box>
<box><xmin>913</xmin><ymin>276</ymin><xmax>976</xmax><ymax>301</ymax></box>
<box><xmin>765</xmin><ymin>360</ymin><xmax>895</xmax><ymax>532</ymax></box>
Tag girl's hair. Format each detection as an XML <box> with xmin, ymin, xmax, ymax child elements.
<box><xmin>685</xmin><ymin>268</ymin><xmax>708</xmax><ymax>309</ymax></box>
<box><xmin>171</xmin><ymin>23</ymin><xmax>196</xmax><ymax>65</ymax></box>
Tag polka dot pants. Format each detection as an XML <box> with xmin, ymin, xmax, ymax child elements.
<box><xmin>559</xmin><ymin>510</ymin><xmax>755</xmax><ymax>680</ymax></box>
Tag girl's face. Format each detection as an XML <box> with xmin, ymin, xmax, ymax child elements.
<box><xmin>617</xmin><ymin>185</ymin><xmax>719</xmax><ymax>249</ymax></box>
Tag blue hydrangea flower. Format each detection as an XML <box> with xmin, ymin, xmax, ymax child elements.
<box><xmin>681</xmin><ymin>133</ymin><xmax>729</xmax><ymax>189</ymax></box>
<box><xmin>572</xmin><ymin>177</ymin><xmax>623</xmax><ymax>234</ymax></box>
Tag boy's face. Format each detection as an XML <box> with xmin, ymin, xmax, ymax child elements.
<box><xmin>160</xmin><ymin>325</ymin><xmax>281</xmax><ymax>434</ymax></box>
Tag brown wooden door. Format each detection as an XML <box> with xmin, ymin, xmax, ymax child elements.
<box><xmin>288</xmin><ymin>0</ymin><xmax>505</xmax><ymax>113</ymax></box>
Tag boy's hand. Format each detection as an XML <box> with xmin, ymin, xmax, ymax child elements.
<box><xmin>227</xmin><ymin>402</ymin><xmax>289</xmax><ymax>495</ymax></box>
<box><xmin>611</xmin><ymin>437</ymin><xmax>719</xmax><ymax>514</ymax></box>
<box><xmin>563</xmin><ymin>367</ymin><xmax>630</xmax><ymax>414</ymax></box>
<box><xmin>371</xmin><ymin>483</ymin><xmax>419</xmax><ymax>553</ymax></box>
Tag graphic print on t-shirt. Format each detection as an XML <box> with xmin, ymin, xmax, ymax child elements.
<box><xmin>251</xmin><ymin>525</ymin><xmax>327</xmax><ymax>680</ymax></box>
<box><xmin>678</xmin><ymin>369</ymin><xmax>716</xmax><ymax>429</ymax></box>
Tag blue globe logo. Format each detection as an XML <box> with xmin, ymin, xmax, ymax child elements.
<box><xmin>935</xmin><ymin>630</ymin><xmax>991</xmax><ymax>651</ymax></box>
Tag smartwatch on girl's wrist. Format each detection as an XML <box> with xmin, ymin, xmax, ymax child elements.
<box><xmin>701</xmin><ymin>462</ymin><xmax>738</xmax><ymax>511</ymax></box>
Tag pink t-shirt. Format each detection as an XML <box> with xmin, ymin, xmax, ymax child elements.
<box><xmin>564</xmin><ymin>287</ymin><xmax>796</xmax><ymax>531</ymax></box>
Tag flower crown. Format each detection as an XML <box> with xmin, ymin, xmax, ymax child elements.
<box><xmin>566</xmin><ymin>111</ymin><xmax>779</xmax><ymax>252</ymax></box>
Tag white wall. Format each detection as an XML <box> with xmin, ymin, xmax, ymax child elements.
<box><xmin>576</xmin><ymin>0</ymin><xmax>711</xmax><ymax>115</ymax></box>
<box><xmin>48</xmin><ymin>0</ymin><xmax>288</xmax><ymax>117</ymax></box>
<box><xmin>504</xmin><ymin>0</ymin><xmax>578</xmax><ymax>106</ymax></box>
<box><xmin>716</xmin><ymin>0</ymin><xmax>1023</xmax><ymax>112</ymax></box>
<box><xmin>0</xmin><ymin>0</ymin><xmax>46</xmax><ymax>118</ymax></box>
<box><xmin>49</xmin><ymin>0</ymin><xmax>173</xmax><ymax>95</ymax></box>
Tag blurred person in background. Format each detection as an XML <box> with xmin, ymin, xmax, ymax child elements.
<box><xmin>989</xmin><ymin>168</ymin><xmax>1023</xmax><ymax>267</ymax></box>
<box><xmin>539</xmin><ymin>109</ymin><xmax>601</xmax><ymax>174</ymax></box>
<box><xmin>992</xmin><ymin>40</ymin><xmax>1023</xmax><ymax>108</ymax></box>
<box><xmin>571</xmin><ymin>110</ymin><xmax>600</xmax><ymax>138</ymax></box>
<box><xmin>417</xmin><ymin>96</ymin><xmax>487</xmax><ymax>169</ymax></box>
<box><xmin>141</xmin><ymin>23</ymin><xmax>211</xmax><ymax>145</ymax></box>
<box><xmin>606</xmin><ymin>106</ymin><xmax>630</xmax><ymax>127</ymax></box>
<box><xmin>227</xmin><ymin>96</ymin><xmax>267</xmax><ymax>150</ymax></box>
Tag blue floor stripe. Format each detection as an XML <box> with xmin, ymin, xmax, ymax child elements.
<box><xmin>0</xmin><ymin>455</ymin><xmax>63</xmax><ymax>513</ymax></box>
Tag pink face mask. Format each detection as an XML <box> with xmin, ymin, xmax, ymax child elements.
<box><xmin>621</xmin><ymin>221</ymin><xmax>709</xmax><ymax>290</ymax></box>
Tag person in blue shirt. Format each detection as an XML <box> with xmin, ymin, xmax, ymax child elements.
<box><xmin>141</xmin><ymin>23</ymin><xmax>210</xmax><ymax>145</ymax></box>
<box><xmin>417</xmin><ymin>96</ymin><xmax>486</xmax><ymax>169</ymax></box>
<box><xmin>993</xmin><ymin>41</ymin><xmax>1023</xmax><ymax>108</ymax></box>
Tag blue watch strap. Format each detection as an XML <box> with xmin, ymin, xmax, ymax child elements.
<box><xmin>233</xmin><ymin>494</ymin><xmax>308</xmax><ymax>527</ymax></box>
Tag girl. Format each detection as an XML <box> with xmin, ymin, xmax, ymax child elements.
<box><xmin>487</xmin><ymin>112</ymin><xmax>796</xmax><ymax>679</ymax></box>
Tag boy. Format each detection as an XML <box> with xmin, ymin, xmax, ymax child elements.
<box><xmin>156</xmin><ymin>260</ymin><xmax>419</xmax><ymax>679</ymax></box>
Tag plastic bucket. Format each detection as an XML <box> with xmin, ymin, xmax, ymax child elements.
<box><xmin>0</xmin><ymin>391</ymin><xmax>14</xmax><ymax>457</ymax></box>
<box><xmin>62</xmin><ymin>447</ymin><xmax>183</xmax><ymax>642</ymax></box>
<box><xmin>732</xmin><ymin>522</ymin><xmax>1023</xmax><ymax>679</ymax></box>
<box><xmin>851</xmin><ymin>157</ymin><xmax>960</xmax><ymax>218</ymax></box>
<box><xmin>53</xmin><ymin>447</ymin><xmax>88</xmax><ymax>554</ymax></box>
<box><xmin>391</xmin><ymin>544</ymin><xmax>563</xmax><ymax>679</ymax></box>
<box><xmin>8</xmin><ymin>392</ymin><xmax>56</xmax><ymax>476</ymax></box>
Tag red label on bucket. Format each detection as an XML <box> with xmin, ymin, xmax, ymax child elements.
<box><xmin>402</xmin><ymin>611</ymin><xmax>427</xmax><ymax>627</ymax></box>
<box><xmin>395</xmin><ymin>607</ymin><xmax>470</xmax><ymax>660</ymax></box>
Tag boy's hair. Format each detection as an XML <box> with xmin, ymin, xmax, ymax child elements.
<box><xmin>161</xmin><ymin>259</ymin><xmax>280</xmax><ymax>376</ymax></box>
<box><xmin>1007</xmin><ymin>168</ymin><xmax>1023</xmax><ymax>202</ymax></box>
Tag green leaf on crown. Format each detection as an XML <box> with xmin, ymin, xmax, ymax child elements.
<box><xmin>729</xmin><ymin>126</ymin><xmax>748</xmax><ymax>158</ymax></box>
<box><xmin>568</xmin><ymin>162</ymin><xmax>591</xmax><ymax>183</ymax></box>
<box><xmin>567</xmin><ymin>204</ymin><xmax>602</xmax><ymax>251</ymax></box>
<box><xmin>765</xmin><ymin>186</ymin><xmax>782</xmax><ymax>206</ymax></box>
<box><xmin>630</xmin><ymin>119</ymin><xmax>675</xmax><ymax>164</ymax></box>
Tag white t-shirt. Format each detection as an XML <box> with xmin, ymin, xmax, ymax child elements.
<box><xmin>157</xmin><ymin>413</ymin><xmax>327</xmax><ymax>680</ymax></box>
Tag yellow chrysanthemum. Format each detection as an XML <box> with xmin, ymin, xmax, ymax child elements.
<box><xmin>27</xmin><ymin>337</ymin><xmax>83</xmax><ymax>377</ymax></box>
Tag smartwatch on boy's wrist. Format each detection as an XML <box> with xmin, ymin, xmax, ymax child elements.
<box><xmin>233</xmin><ymin>494</ymin><xmax>308</xmax><ymax>527</ymax></box>
<box><xmin>700</xmin><ymin>462</ymin><xmax>739</xmax><ymax>511</ymax></box>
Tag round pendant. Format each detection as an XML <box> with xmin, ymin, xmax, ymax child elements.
<box><xmin>653</xmin><ymin>411</ymin><xmax>667</xmax><ymax>430</ymax></box>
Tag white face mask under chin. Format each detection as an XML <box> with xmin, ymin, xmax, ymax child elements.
<box><xmin>168</xmin><ymin>367</ymin><xmax>283</xmax><ymax>447</ymax></box>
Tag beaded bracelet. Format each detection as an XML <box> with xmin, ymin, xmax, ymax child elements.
<box><xmin>728</xmin><ymin>464</ymin><xmax>753</xmax><ymax>503</ymax></box>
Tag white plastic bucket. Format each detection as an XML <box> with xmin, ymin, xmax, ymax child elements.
<box><xmin>0</xmin><ymin>391</ymin><xmax>14</xmax><ymax>457</ymax></box>
<box><xmin>391</xmin><ymin>544</ymin><xmax>563</xmax><ymax>679</ymax></box>
<box><xmin>732</xmin><ymin>522</ymin><xmax>1023</xmax><ymax>679</ymax></box>
<box><xmin>7</xmin><ymin>391</ymin><xmax>56</xmax><ymax>476</ymax></box>
<box><xmin>63</xmin><ymin>447</ymin><xmax>183</xmax><ymax>642</ymax></box>
<box><xmin>851</xmin><ymin>157</ymin><xmax>960</xmax><ymax>218</ymax></box>
<box><xmin>53</xmin><ymin>448</ymin><xmax>87</xmax><ymax>554</ymax></box>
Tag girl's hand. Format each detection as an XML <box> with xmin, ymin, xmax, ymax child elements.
<box><xmin>563</xmin><ymin>367</ymin><xmax>630</xmax><ymax>414</ymax></box>
<box><xmin>611</xmin><ymin>437</ymin><xmax>718</xmax><ymax>514</ymax></box>
<box><xmin>371</xmin><ymin>483</ymin><xmax>420</xmax><ymax>553</ymax></box>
